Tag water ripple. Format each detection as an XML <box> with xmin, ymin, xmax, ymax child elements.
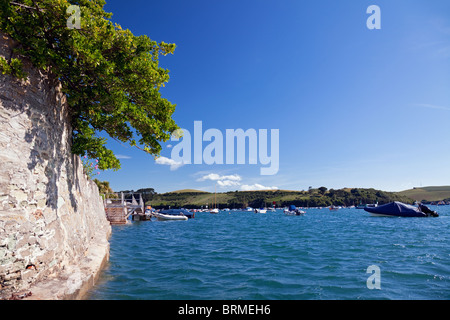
<box><xmin>88</xmin><ymin>207</ymin><xmax>450</xmax><ymax>300</ymax></box>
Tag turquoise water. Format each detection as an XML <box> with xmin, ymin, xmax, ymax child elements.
<box><xmin>87</xmin><ymin>207</ymin><xmax>450</xmax><ymax>300</ymax></box>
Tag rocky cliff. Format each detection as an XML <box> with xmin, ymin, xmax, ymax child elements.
<box><xmin>0</xmin><ymin>33</ymin><xmax>111</xmax><ymax>299</ymax></box>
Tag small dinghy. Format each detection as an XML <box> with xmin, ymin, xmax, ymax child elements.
<box><xmin>159</xmin><ymin>209</ymin><xmax>194</xmax><ymax>219</ymax></box>
<box><xmin>364</xmin><ymin>201</ymin><xmax>438</xmax><ymax>217</ymax></box>
<box><xmin>284</xmin><ymin>205</ymin><xmax>305</xmax><ymax>216</ymax></box>
<box><xmin>153</xmin><ymin>210</ymin><xmax>189</xmax><ymax>221</ymax></box>
<box><xmin>255</xmin><ymin>208</ymin><xmax>267</xmax><ymax>213</ymax></box>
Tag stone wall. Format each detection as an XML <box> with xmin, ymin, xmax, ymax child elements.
<box><xmin>0</xmin><ymin>33</ymin><xmax>111</xmax><ymax>299</ymax></box>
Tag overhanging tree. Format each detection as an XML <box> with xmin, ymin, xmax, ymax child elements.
<box><xmin>0</xmin><ymin>0</ymin><xmax>178</xmax><ymax>170</ymax></box>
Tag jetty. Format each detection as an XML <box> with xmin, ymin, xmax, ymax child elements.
<box><xmin>103</xmin><ymin>192</ymin><xmax>147</xmax><ymax>224</ymax></box>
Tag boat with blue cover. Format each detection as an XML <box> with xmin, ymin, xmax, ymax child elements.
<box><xmin>284</xmin><ymin>204</ymin><xmax>305</xmax><ymax>216</ymax></box>
<box><xmin>364</xmin><ymin>201</ymin><xmax>438</xmax><ymax>217</ymax></box>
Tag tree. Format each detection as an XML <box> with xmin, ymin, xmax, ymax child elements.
<box><xmin>318</xmin><ymin>186</ymin><xmax>327</xmax><ymax>195</ymax></box>
<box><xmin>136</xmin><ymin>187</ymin><xmax>157</xmax><ymax>203</ymax></box>
<box><xmin>93</xmin><ymin>179</ymin><xmax>117</xmax><ymax>198</ymax></box>
<box><xmin>0</xmin><ymin>0</ymin><xmax>178</xmax><ymax>170</ymax></box>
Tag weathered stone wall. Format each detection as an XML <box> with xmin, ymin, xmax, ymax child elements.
<box><xmin>0</xmin><ymin>33</ymin><xmax>111</xmax><ymax>299</ymax></box>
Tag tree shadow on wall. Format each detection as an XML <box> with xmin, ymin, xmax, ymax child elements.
<box><xmin>1</xmin><ymin>64</ymin><xmax>81</xmax><ymax>212</ymax></box>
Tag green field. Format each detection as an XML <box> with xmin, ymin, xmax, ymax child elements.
<box><xmin>119</xmin><ymin>186</ymin><xmax>450</xmax><ymax>208</ymax></box>
<box><xmin>397</xmin><ymin>186</ymin><xmax>450</xmax><ymax>202</ymax></box>
<box><xmin>143</xmin><ymin>187</ymin><xmax>414</xmax><ymax>209</ymax></box>
<box><xmin>169</xmin><ymin>189</ymin><xmax>209</xmax><ymax>194</ymax></box>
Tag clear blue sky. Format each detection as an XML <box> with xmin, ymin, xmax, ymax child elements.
<box><xmin>98</xmin><ymin>0</ymin><xmax>450</xmax><ymax>193</ymax></box>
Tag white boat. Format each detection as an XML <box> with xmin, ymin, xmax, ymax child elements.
<box><xmin>284</xmin><ymin>205</ymin><xmax>305</xmax><ymax>216</ymax></box>
<box><xmin>284</xmin><ymin>210</ymin><xmax>305</xmax><ymax>216</ymax></box>
<box><xmin>209</xmin><ymin>184</ymin><xmax>219</xmax><ymax>214</ymax></box>
<box><xmin>152</xmin><ymin>212</ymin><xmax>188</xmax><ymax>221</ymax></box>
<box><xmin>255</xmin><ymin>208</ymin><xmax>267</xmax><ymax>213</ymax></box>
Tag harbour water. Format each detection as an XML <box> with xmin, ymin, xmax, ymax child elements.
<box><xmin>87</xmin><ymin>207</ymin><xmax>450</xmax><ymax>300</ymax></box>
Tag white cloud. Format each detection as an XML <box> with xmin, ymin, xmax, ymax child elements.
<box><xmin>155</xmin><ymin>156</ymin><xmax>184</xmax><ymax>171</ymax></box>
<box><xmin>195</xmin><ymin>173</ymin><xmax>278</xmax><ymax>190</ymax></box>
<box><xmin>217</xmin><ymin>180</ymin><xmax>241</xmax><ymax>187</ymax></box>
<box><xmin>240</xmin><ymin>183</ymin><xmax>278</xmax><ymax>191</ymax></box>
<box><xmin>197</xmin><ymin>173</ymin><xmax>242</xmax><ymax>188</ymax></box>
<box><xmin>197</xmin><ymin>173</ymin><xmax>242</xmax><ymax>182</ymax></box>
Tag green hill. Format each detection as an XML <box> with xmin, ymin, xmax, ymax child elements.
<box><xmin>397</xmin><ymin>186</ymin><xmax>450</xmax><ymax>202</ymax></box>
<box><xmin>168</xmin><ymin>189</ymin><xmax>209</xmax><ymax>194</ymax></box>
<box><xmin>114</xmin><ymin>185</ymin><xmax>450</xmax><ymax>208</ymax></box>
<box><xmin>143</xmin><ymin>187</ymin><xmax>414</xmax><ymax>209</ymax></box>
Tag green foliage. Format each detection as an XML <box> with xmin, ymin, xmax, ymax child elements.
<box><xmin>0</xmin><ymin>0</ymin><xmax>178</xmax><ymax>170</ymax></box>
<box><xmin>93</xmin><ymin>178</ymin><xmax>117</xmax><ymax>197</ymax></box>
<box><xmin>0</xmin><ymin>56</ymin><xmax>27</xmax><ymax>78</ymax></box>
<box><xmin>318</xmin><ymin>186</ymin><xmax>327</xmax><ymax>195</ymax></box>
<box><xmin>139</xmin><ymin>188</ymin><xmax>415</xmax><ymax>209</ymax></box>
<box><xmin>81</xmin><ymin>156</ymin><xmax>99</xmax><ymax>179</ymax></box>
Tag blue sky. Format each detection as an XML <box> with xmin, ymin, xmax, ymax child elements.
<box><xmin>98</xmin><ymin>0</ymin><xmax>450</xmax><ymax>193</ymax></box>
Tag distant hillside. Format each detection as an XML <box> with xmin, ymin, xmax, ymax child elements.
<box><xmin>168</xmin><ymin>189</ymin><xmax>210</xmax><ymax>194</ymax></box>
<box><xmin>144</xmin><ymin>187</ymin><xmax>413</xmax><ymax>209</ymax></box>
<box><xmin>397</xmin><ymin>186</ymin><xmax>450</xmax><ymax>202</ymax></box>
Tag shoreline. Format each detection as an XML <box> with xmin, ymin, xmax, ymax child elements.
<box><xmin>22</xmin><ymin>228</ymin><xmax>111</xmax><ymax>300</ymax></box>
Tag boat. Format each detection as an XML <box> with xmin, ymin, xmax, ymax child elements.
<box><xmin>153</xmin><ymin>211</ymin><xmax>188</xmax><ymax>221</ymax></box>
<box><xmin>329</xmin><ymin>205</ymin><xmax>339</xmax><ymax>211</ymax></box>
<box><xmin>284</xmin><ymin>205</ymin><xmax>305</xmax><ymax>216</ymax></box>
<box><xmin>355</xmin><ymin>202</ymin><xmax>366</xmax><ymax>209</ymax></box>
<box><xmin>255</xmin><ymin>208</ymin><xmax>267</xmax><ymax>213</ymax></box>
<box><xmin>210</xmin><ymin>184</ymin><xmax>219</xmax><ymax>214</ymax></box>
<box><xmin>159</xmin><ymin>208</ymin><xmax>194</xmax><ymax>219</ymax></box>
<box><xmin>246</xmin><ymin>207</ymin><xmax>253</xmax><ymax>211</ymax></box>
<box><xmin>364</xmin><ymin>201</ymin><xmax>439</xmax><ymax>217</ymax></box>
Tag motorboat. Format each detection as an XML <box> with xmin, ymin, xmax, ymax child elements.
<box><xmin>160</xmin><ymin>208</ymin><xmax>194</xmax><ymax>219</ymax></box>
<box><xmin>210</xmin><ymin>208</ymin><xmax>219</xmax><ymax>214</ymax></box>
<box><xmin>284</xmin><ymin>205</ymin><xmax>305</xmax><ymax>216</ymax></box>
<box><xmin>153</xmin><ymin>212</ymin><xmax>188</xmax><ymax>221</ymax></box>
<box><xmin>255</xmin><ymin>208</ymin><xmax>267</xmax><ymax>213</ymax></box>
<box><xmin>364</xmin><ymin>201</ymin><xmax>438</xmax><ymax>217</ymax></box>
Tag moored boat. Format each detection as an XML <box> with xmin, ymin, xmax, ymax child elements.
<box><xmin>364</xmin><ymin>201</ymin><xmax>438</xmax><ymax>217</ymax></box>
<box><xmin>284</xmin><ymin>205</ymin><xmax>305</xmax><ymax>216</ymax></box>
<box><xmin>162</xmin><ymin>208</ymin><xmax>194</xmax><ymax>218</ymax></box>
<box><xmin>153</xmin><ymin>212</ymin><xmax>188</xmax><ymax>221</ymax></box>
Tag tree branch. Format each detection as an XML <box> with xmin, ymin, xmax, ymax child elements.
<box><xmin>10</xmin><ymin>1</ymin><xmax>44</xmax><ymax>11</ymax></box>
